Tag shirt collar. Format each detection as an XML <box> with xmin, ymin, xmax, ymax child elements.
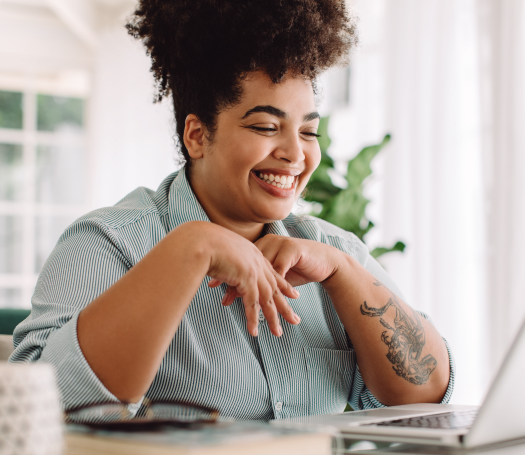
<box><xmin>166</xmin><ymin>167</ymin><xmax>211</xmax><ymax>232</ymax></box>
<box><xmin>263</xmin><ymin>218</ymin><xmax>291</xmax><ymax>238</ymax></box>
<box><xmin>165</xmin><ymin>167</ymin><xmax>290</xmax><ymax>239</ymax></box>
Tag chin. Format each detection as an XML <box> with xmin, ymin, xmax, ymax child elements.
<box><xmin>259</xmin><ymin>208</ymin><xmax>293</xmax><ymax>223</ymax></box>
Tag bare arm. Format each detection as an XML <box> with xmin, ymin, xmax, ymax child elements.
<box><xmin>255</xmin><ymin>234</ymin><xmax>450</xmax><ymax>406</ymax></box>
<box><xmin>77</xmin><ymin>221</ymin><xmax>300</xmax><ymax>403</ymax></box>
<box><xmin>321</xmin><ymin>251</ymin><xmax>450</xmax><ymax>406</ymax></box>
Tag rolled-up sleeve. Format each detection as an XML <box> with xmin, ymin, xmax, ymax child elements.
<box><xmin>349</xmin><ymin>336</ymin><xmax>456</xmax><ymax>410</ymax></box>
<box><xmin>9</xmin><ymin>215</ymin><xmax>133</xmax><ymax>411</ymax></box>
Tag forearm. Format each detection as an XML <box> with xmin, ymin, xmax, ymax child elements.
<box><xmin>77</xmin><ymin>222</ymin><xmax>211</xmax><ymax>403</ymax></box>
<box><xmin>322</xmin><ymin>251</ymin><xmax>450</xmax><ymax>406</ymax></box>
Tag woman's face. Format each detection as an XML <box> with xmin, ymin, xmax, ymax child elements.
<box><xmin>188</xmin><ymin>71</ymin><xmax>321</xmax><ymax>231</ymax></box>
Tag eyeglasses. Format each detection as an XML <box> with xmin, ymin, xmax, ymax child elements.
<box><xmin>65</xmin><ymin>398</ymin><xmax>220</xmax><ymax>430</ymax></box>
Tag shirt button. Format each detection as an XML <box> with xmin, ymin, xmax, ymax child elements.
<box><xmin>258</xmin><ymin>312</ymin><xmax>265</xmax><ymax>321</ymax></box>
<box><xmin>275</xmin><ymin>402</ymin><xmax>283</xmax><ymax>411</ymax></box>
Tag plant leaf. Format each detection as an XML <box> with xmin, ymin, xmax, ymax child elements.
<box><xmin>370</xmin><ymin>241</ymin><xmax>406</xmax><ymax>259</ymax></box>
<box><xmin>323</xmin><ymin>187</ymin><xmax>370</xmax><ymax>239</ymax></box>
<box><xmin>317</xmin><ymin>117</ymin><xmax>331</xmax><ymax>153</ymax></box>
<box><xmin>309</xmin><ymin>152</ymin><xmax>334</xmax><ymax>185</ymax></box>
<box><xmin>346</xmin><ymin>134</ymin><xmax>391</xmax><ymax>187</ymax></box>
<box><xmin>303</xmin><ymin>179</ymin><xmax>342</xmax><ymax>203</ymax></box>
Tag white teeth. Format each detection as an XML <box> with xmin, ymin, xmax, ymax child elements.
<box><xmin>256</xmin><ymin>172</ymin><xmax>297</xmax><ymax>189</ymax></box>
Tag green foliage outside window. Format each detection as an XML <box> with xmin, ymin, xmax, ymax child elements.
<box><xmin>305</xmin><ymin>117</ymin><xmax>405</xmax><ymax>260</ymax></box>
<box><xmin>0</xmin><ymin>90</ymin><xmax>23</xmax><ymax>129</ymax></box>
<box><xmin>37</xmin><ymin>95</ymin><xmax>84</xmax><ymax>132</ymax></box>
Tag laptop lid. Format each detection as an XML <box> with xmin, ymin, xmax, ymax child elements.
<box><xmin>464</xmin><ymin>318</ymin><xmax>525</xmax><ymax>448</ymax></box>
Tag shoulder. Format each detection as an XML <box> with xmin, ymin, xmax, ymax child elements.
<box><xmin>283</xmin><ymin>213</ymin><xmax>370</xmax><ymax>266</ymax></box>
<box><xmin>75</xmin><ymin>171</ymin><xmax>177</xmax><ymax>232</ymax></box>
<box><xmin>66</xmin><ymin>171</ymin><xmax>178</xmax><ymax>234</ymax></box>
<box><xmin>53</xmin><ymin>172</ymin><xmax>179</xmax><ymax>266</ymax></box>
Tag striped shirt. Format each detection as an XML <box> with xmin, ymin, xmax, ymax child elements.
<box><xmin>10</xmin><ymin>168</ymin><xmax>455</xmax><ymax>420</ymax></box>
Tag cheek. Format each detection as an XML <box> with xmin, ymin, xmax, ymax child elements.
<box><xmin>306</xmin><ymin>144</ymin><xmax>322</xmax><ymax>174</ymax></box>
<box><xmin>230</xmin><ymin>138</ymin><xmax>271</xmax><ymax>170</ymax></box>
<box><xmin>211</xmin><ymin>140</ymin><xmax>254</xmax><ymax>174</ymax></box>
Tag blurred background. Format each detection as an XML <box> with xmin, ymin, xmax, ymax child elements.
<box><xmin>0</xmin><ymin>0</ymin><xmax>524</xmax><ymax>408</ymax></box>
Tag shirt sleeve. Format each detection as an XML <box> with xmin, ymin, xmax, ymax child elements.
<box><xmin>313</xmin><ymin>218</ymin><xmax>456</xmax><ymax>409</ymax></box>
<box><xmin>9</xmin><ymin>215</ymin><xmax>142</xmax><ymax>414</ymax></box>
<box><xmin>348</xmin><ymin>327</ymin><xmax>456</xmax><ymax>410</ymax></box>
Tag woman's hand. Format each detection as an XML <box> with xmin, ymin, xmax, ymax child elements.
<box><xmin>213</xmin><ymin>234</ymin><xmax>345</xmax><ymax>314</ymax></box>
<box><xmin>255</xmin><ymin>234</ymin><xmax>344</xmax><ymax>286</ymax></box>
<box><xmin>203</xmin><ymin>224</ymin><xmax>301</xmax><ymax>337</ymax></box>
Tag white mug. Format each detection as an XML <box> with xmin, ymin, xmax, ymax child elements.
<box><xmin>0</xmin><ymin>362</ymin><xmax>63</xmax><ymax>455</ymax></box>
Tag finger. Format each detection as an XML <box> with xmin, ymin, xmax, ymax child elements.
<box><xmin>221</xmin><ymin>285</ymin><xmax>240</xmax><ymax>306</ymax></box>
<box><xmin>208</xmin><ymin>278</ymin><xmax>223</xmax><ymax>288</ymax></box>
<box><xmin>272</xmin><ymin>268</ymin><xmax>300</xmax><ymax>299</ymax></box>
<box><xmin>272</xmin><ymin>247</ymin><xmax>297</xmax><ymax>278</ymax></box>
<box><xmin>258</xmin><ymin>277</ymin><xmax>283</xmax><ymax>337</ymax></box>
<box><xmin>238</xmin><ymin>276</ymin><xmax>260</xmax><ymax>337</ymax></box>
<box><xmin>266</xmin><ymin>269</ymin><xmax>301</xmax><ymax>326</ymax></box>
<box><xmin>255</xmin><ymin>239</ymin><xmax>280</xmax><ymax>266</ymax></box>
<box><xmin>273</xmin><ymin>286</ymin><xmax>301</xmax><ymax>325</ymax></box>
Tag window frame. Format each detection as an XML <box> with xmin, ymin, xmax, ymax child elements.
<box><xmin>0</xmin><ymin>82</ymin><xmax>90</xmax><ymax>308</ymax></box>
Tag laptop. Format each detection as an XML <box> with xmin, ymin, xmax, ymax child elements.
<box><xmin>272</xmin><ymin>317</ymin><xmax>525</xmax><ymax>448</ymax></box>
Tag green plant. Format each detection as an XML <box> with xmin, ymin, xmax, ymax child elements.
<box><xmin>304</xmin><ymin>117</ymin><xmax>405</xmax><ymax>259</ymax></box>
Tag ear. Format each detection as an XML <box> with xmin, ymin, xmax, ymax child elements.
<box><xmin>183</xmin><ymin>114</ymin><xmax>205</xmax><ymax>159</ymax></box>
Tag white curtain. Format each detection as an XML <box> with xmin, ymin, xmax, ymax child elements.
<box><xmin>339</xmin><ymin>0</ymin><xmax>525</xmax><ymax>405</ymax></box>
<box><xmin>477</xmin><ymin>0</ymin><xmax>525</xmax><ymax>381</ymax></box>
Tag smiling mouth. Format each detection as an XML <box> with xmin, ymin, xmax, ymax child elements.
<box><xmin>254</xmin><ymin>172</ymin><xmax>296</xmax><ymax>190</ymax></box>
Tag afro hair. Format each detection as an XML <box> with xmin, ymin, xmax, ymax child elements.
<box><xmin>127</xmin><ymin>0</ymin><xmax>358</xmax><ymax>165</ymax></box>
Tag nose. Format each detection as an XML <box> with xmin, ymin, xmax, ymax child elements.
<box><xmin>273</xmin><ymin>132</ymin><xmax>305</xmax><ymax>164</ymax></box>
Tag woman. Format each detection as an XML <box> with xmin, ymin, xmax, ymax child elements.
<box><xmin>10</xmin><ymin>0</ymin><xmax>453</xmax><ymax>420</ymax></box>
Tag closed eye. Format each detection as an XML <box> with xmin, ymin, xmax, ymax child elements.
<box><xmin>247</xmin><ymin>126</ymin><xmax>277</xmax><ymax>132</ymax></box>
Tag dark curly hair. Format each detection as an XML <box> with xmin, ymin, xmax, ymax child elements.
<box><xmin>127</xmin><ymin>0</ymin><xmax>357</xmax><ymax>166</ymax></box>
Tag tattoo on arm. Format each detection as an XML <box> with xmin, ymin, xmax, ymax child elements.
<box><xmin>360</xmin><ymin>292</ymin><xmax>437</xmax><ymax>385</ymax></box>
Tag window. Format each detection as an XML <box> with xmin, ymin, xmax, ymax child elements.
<box><xmin>0</xmin><ymin>89</ymin><xmax>88</xmax><ymax>308</ymax></box>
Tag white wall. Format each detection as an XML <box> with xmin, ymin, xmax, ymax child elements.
<box><xmin>87</xmin><ymin>18</ymin><xmax>177</xmax><ymax>209</ymax></box>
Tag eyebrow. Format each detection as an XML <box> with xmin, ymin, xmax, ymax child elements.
<box><xmin>241</xmin><ymin>105</ymin><xmax>320</xmax><ymax>123</ymax></box>
<box><xmin>242</xmin><ymin>105</ymin><xmax>287</xmax><ymax>119</ymax></box>
<box><xmin>303</xmin><ymin>111</ymin><xmax>320</xmax><ymax>122</ymax></box>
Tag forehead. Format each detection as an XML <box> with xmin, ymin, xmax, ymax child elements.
<box><xmin>230</xmin><ymin>71</ymin><xmax>317</xmax><ymax>118</ymax></box>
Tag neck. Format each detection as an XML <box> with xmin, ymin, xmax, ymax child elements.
<box><xmin>206</xmin><ymin>212</ymin><xmax>265</xmax><ymax>243</ymax></box>
<box><xmin>187</xmin><ymin>170</ymin><xmax>265</xmax><ymax>243</ymax></box>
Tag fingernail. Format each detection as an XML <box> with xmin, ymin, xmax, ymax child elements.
<box><xmin>278</xmin><ymin>326</ymin><xmax>283</xmax><ymax>337</ymax></box>
<box><xmin>254</xmin><ymin>327</ymin><xmax>258</xmax><ymax>337</ymax></box>
<box><xmin>294</xmin><ymin>313</ymin><xmax>301</xmax><ymax>323</ymax></box>
<box><xmin>221</xmin><ymin>292</ymin><xmax>228</xmax><ymax>305</ymax></box>
<box><xmin>293</xmin><ymin>288</ymin><xmax>300</xmax><ymax>296</ymax></box>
